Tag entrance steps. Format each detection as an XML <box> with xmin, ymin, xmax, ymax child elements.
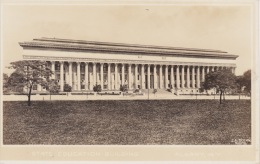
<box><xmin>141</xmin><ymin>89</ymin><xmax>175</xmax><ymax>96</ymax></box>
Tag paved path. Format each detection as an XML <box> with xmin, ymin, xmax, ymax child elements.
<box><xmin>2</xmin><ymin>94</ymin><xmax>250</xmax><ymax>101</ymax></box>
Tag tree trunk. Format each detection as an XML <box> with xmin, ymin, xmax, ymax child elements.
<box><xmin>28</xmin><ymin>84</ymin><xmax>33</xmax><ymax>106</ymax></box>
<box><xmin>219</xmin><ymin>91</ymin><xmax>222</xmax><ymax>104</ymax></box>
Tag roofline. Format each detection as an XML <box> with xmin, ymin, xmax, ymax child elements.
<box><xmin>19</xmin><ymin>37</ymin><xmax>239</xmax><ymax>60</ymax></box>
<box><xmin>35</xmin><ymin>37</ymin><xmax>228</xmax><ymax>54</ymax></box>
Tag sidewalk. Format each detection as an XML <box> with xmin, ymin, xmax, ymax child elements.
<box><xmin>2</xmin><ymin>94</ymin><xmax>250</xmax><ymax>101</ymax></box>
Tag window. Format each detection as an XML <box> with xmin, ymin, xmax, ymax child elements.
<box><xmin>33</xmin><ymin>85</ymin><xmax>37</xmax><ymax>90</ymax></box>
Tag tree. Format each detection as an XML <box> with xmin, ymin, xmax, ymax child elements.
<box><xmin>93</xmin><ymin>84</ymin><xmax>102</xmax><ymax>93</ymax></box>
<box><xmin>202</xmin><ymin>69</ymin><xmax>236</xmax><ymax>104</ymax></box>
<box><xmin>7</xmin><ymin>60</ymin><xmax>52</xmax><ymax>106</ymax></box>
<box><xmin>3</xmin><ymin>73</ymin><xmax>10</xmax><ymax>94</ymax></box>
<box><xmin>236</xmin><ymin>75</ymin><xmax>244</xmax><ymax>99</ymax></box>
<box><xmin>242</xmin><ymin>70</ymin><xmax>251</xmax><ymax>96</ymax></box>
<box><xmin>46</xmin><ymin>79</ymin><xmax>59</xmax><ymax>100</ymax></box>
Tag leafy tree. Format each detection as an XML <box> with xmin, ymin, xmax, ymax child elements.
<box><xmin>3</xmin><ymin>73</ymin><xmax>10</xmax><ymax>94</ymax></box>
<box><xmin>202</xmin><ymin>69</ymin><xmax>236</xmax><ymax>104</ymax></box>
<box><xmin>7</xmin><ymin>60</ymin><xmax>52</xmax><ymax>106</ymax></box>
<box><xmin>236</xmin><ymin>75</ymin><xmax>244</xmax><ymax>99</ymax></box>
<box><xmin>235</xmin><ymin>69</ymin><xmax>251</xmax><ymax>98</ymax></box>
<box><xmin>46</xmin><ymin>79</ymin><xmax>59</xmax><ymax>100</ymax></box>
<box><xmin>242</xmin><ymin>70</ymin><xmax>251</xmax><ymax>96</ymax></box>
<box><xmin>93</xmin><ymin>84</ymin><xmax>102</xmax><ymax>93</ymax></box>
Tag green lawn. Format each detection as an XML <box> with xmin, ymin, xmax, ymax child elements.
<box><xmin>3</xmin><ymin>100</ymin><xmax>251</xmax><ymax>145</ymax></box>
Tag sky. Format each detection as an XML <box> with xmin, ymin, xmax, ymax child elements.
<box><xmin>1</xmin><ymin>4</ymin><xmax>253</xmax><ymax>75</ymax></box>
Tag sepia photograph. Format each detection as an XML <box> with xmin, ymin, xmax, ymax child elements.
<box><xmin>0</xmin><ymin>0</ymin><xmax>259</xmax><ymax>163</ymax></box>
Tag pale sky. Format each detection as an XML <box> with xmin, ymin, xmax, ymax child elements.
<box><xmin>2</xmin><ymin>4</ymin><xmax>253</xmax><ymax>75</ymax></box>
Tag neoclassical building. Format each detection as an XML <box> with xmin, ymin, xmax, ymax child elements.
<box><xmin>19</xmin><ymin>37</ymin><xmax>238</xmax><ymax>94</ymax></box>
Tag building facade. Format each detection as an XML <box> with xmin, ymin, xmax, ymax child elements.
<box><xmin>19</xmin><ymin>37</ymin><xmax>238</xmax><ymax>94</ymax></box>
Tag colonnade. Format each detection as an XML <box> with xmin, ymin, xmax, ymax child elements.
<box><xmin>44</xmin><ymin>61</ymin><xmax>236</xmax><ymax>92</ymax></box>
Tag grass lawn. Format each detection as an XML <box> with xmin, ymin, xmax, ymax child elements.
<box><xmin>3</xmin><ymin>100</ymin><xmax>251</xmax><ymax>145</ymax></box>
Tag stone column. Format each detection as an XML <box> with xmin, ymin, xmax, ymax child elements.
<box><xmin>170</xmin><ymin>65</ymin><xmax>174</xmax><ymax>88</ymax></box>
<box><xmin>115</xmin><ymin>63</ymin><xmax>118</xmax><ymax>90</ymax></box>
<box><xmin>135</xmin><ymin>64</ymin><xmax>138</xmax><ymax>89</ymax></box>
<box><xmin>51</xmin><ymin>61</ymin><xmax>55</xmax><ymax>79</ymax></box>
<box><xmin>153</xmin><ymin>65</ymin><xmax>157</xmax><ymax>89</ymax></box>
<box><xmin>128</xmin><ymin>64</ymin><xmax>132</xmax><ymax>89</ymax></box>
<box><xmin>68</xmin><ymin>62</ymin><xmax>73</xmax><ymax>87</ymax></box>
<box><xmin>207</xmin><ymin>66</ymin><xmax>210</xmax><ymax>74</ymax></box>
<box><xmin>159</xmin><ymin>65</ymin><xmax>163</xmax><ymax>89</ymax></box>
<box><xmin>77</xmin><ymin>62</ymin><xmax>81</xmax><ymax>90</ymax></box>
<box><xmin>196</xmin><ymin>66</ymin><xmax>200</xmax><ymax>88</ymax></box>
<box><xmin>100</xmin><ymin>63</ymin><xmax>104</xmax><ymax>90</ymax></box>
<box><xmin>192</xmin><ymin>66</ymin><xmax>195</xmax><ymax>88</ymax></box>
<box><xmin>85</xmin><ymin>62</ymin><xmax>88</xmax><ymax>90</ymax></box>
<box><xmin>187</xmin><ymin>66</ymin><xmax>190</xmax><ymax>88</ymax></box>
<box><xmin>176</xmin><ymin>65</ymin><xmax>180</xmax><ymax>89</ymax></box>
<box><xmin>181</xmin><ymin>65</ymin><xmax>185</xmax><ymax>88</ymax></box>
<box><xmin>37</xmin><ymin>68</ymin><xmax>42</xmax><ymax>91</ymax></box>
<box><xmin>122</xmin><ymin>64</ymin><xmax>125</xmax><ymax>86</ymax></box>
<box><xmin>165</xmin><ymin>65</ymin><xmax>168</xmax><ymax>89</ymax></box>
<box><xmin>211</xmin><ymin>66</ymin><xmax>214</xmax><ymax>72</ymax></box>
<box><xmin>108</xmin><ymin>63</ymin><xmax>111</xmax><ymax>90</ymax></box>
<box><xmin>93</xmin><ymin>63</ymin><xmax>96</xmax><ymax>86</ymax></box>
<box><xmin>60</xmin><ymin>61</ymin><xmax>64</xmax><ymax>92</ymax></box>
<box><xmin>147</xmin><ymin>64</ymin><xmax>151</xmax><ymax>89</ymax></box>
<box><xmin>232</xmin><ymin>67</ymin><xmax>236</xmax><ymax>74</ymax></box>
<box><xmin>202</xmin><ymin>66</ymin><xmax>205</xmax><ymax>82</ymax></box>
<box><xmin>141</xmin><ymin>64</ymin><xmax>145</xmax><ymax>89</ymax></box>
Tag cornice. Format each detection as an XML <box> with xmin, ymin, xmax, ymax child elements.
<box><xmin>23</xmin><ymin>55</ymin><xmax>236</xmax><ymax>67</ymax></box>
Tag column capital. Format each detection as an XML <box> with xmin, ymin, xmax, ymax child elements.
<box><xmin>59</xmin><ymin>61</ymin><xmax>64</xmax><ymax>64</ymax></box>
<box><xmin>100</xmin><ymin>63</ymin><xmax>104</xmax><ymax>66</ymax></box>
<box><xmin>50</xmin><ymin>61</ymin><xmax>56</xmax><ymax>64</ymax></box>
<box><xmin>128</xmin><ymin>64</ymin><xmax>132</xmax><ymax>66</ymax></box>
<box><xmin>76</xmin><ymin>61</ymin><xmax>81</xmax><ymax>64</ymax></box>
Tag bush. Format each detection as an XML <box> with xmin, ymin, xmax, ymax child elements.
<box><xmin>93</xmin><ymin>84</ymin><xmax>102</xmax><ymax>93</ymax></box>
